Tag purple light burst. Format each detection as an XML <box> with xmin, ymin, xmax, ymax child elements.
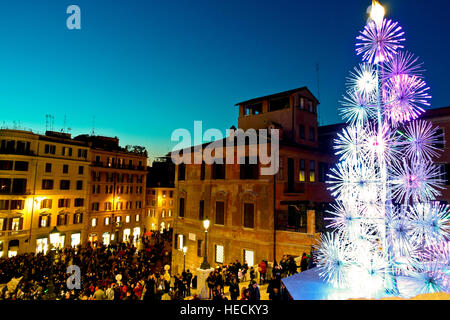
<box><xmin>356</xmin><ymin>19</ymin><xmax>405</xmax><ymax>64</ymax></box>
<box><xmin>384</xmin><ymin>75</ymin><xmax>431</xmax><ymax>124</ymax></box>
<box><xmin>383</xmin><ymin>51</ymin><xmax>425</xmax><ymax>81</ymax></box>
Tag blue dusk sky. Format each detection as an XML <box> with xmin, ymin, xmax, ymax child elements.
<box><xmin>0</xmin><ymin>0</ymin><xmax>449</xmax><ymax>162</ymax></box>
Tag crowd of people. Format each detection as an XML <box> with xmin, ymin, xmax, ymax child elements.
<box><xmin>0</xmin><ymin>230</ymin><xmax>175</xmax><ymax>300</ymax></box>
<box><xmin>0</xmin><ymin>230</ymin><xmax>314</xmax><ymax>301</ymax></box>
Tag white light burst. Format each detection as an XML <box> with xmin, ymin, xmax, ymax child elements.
<box><xmin>347</xmin><ymin>63</ymin><xmax>378</xmax><ymax>97</ymax></box>
<box><xmin>407</xmin><ymin>202</ymin><xmax>450</xmax><ymax>248</ymax></box>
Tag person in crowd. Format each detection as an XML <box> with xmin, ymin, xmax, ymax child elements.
<box><xmin>300</xmin><ymin>252</ymin><xmax>308</xmax><ymax>272</ymax></box>
<box><xmin>258</xmin><ymin>260</ymin><xmax>267</xmax><ymax>285</ymax></box>
<box><xmin>229</xmin><ymin>277</ymin><xmax>240</xmax><ymax>300</ymax></box>
<box><xmin>248</xmin><ymin>280</ymin><xmax>260</xmax><ymax>301</ymax></box>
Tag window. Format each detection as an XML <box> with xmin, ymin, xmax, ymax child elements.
<box><xmin>299</xmin><ymin>97</ymin><xmax>305</xmax><ymax>109</ymax></box>
<box><xmin>42</xmin><ymin>179</ymin><xmax>54</xmax><ymax>190</ymax></box>
<box><xmin>212</xmin><ymin>162</ymin><xmax>226</xmax><ymax>179</ymax></box>
<box><xmin>299</xmin><ymin>160</ymin><xmax>306</xmax><ymax>182</ymax></box>
<box><xmin>39</xmin><ymin>215</ymin><xmax>50</xmax><ymax>228</ymax></box>
<box><xmin>200</xmin><ymin>162</ymin><xmax>206</xmax><ymax>180</ymax></box>
<box><xmin>243</xmin><ymin>203</ymin><xmax>255</xmax><ymax>228</ymax></box>
<box><xmin>269</xmin><ymin>97</ymin><xmax>290</xmax><ymax>112</ymax></box>
<box><xmin>125</xmin><ymin>215</ymin><xmax>130</xmax><ymax>223</ymax></box>
<box><xmin>161</xmin><ymin>209</ymin><xmax>165</xmax><ymax>218</ymax></box>
<box><xmin>57</xmin><ymin>214</ymin><xmax>68</xmax><ymax>226</ymax></box>
<box><xmin>199</xmin><ymin>200</ymin><xmax>204</xmax><ymax>220</ymax></box>
<box><xmin>63</xmin><ymin>164</ymin><xmax>69</xmax><ymax>174</ymax></box>
<box><xmin>11</xmin><ymin>218</ymin><xmax>22</xmax><ymax>231</ymax></box>
<box><xmin>277</xmin><ymin>157</ymin><xmax>284</xmax><ymax>180</ymax></box>
<box><xmin>168</xmin><ymin>209</ymin><xmax>172</xmax><ymax>217</ymax></box>
<box><xmin>135</xmin><ymin>214</ymin><xmax>140</xmax><ymax>222</ymax></box>
<box><xmin>74</xmin><ymin>198</ymin><xmax>84</xmax><ymax>207</ymax></box>
<box><xmin>62</xmin><ymin>147</ymin><xmax>72</xmax><ymax>156</ymax></box>
<box><xmin>197</xmin><ymin>239</ymin><xmax>203</xmax><ymax>257</ymax></box>
<box><xmin>76</xmin><ymin>180</ymin><xmax>83</xmax><ymax>190</ymax></box>
<box><xmin>58</xmin><ymin>198</ymin><xmax>70</xmax><ymax>208</ymax></box>
<box><xmin>309</xmin><ymin>160</ymin><xmax>316</xmax><ymax>182</ymax></box>
<box><xmin>215</xmin><ymin>201</ymin><xmax>225</xmax><ymax>225</ymax></box>
<box><xmin>434</xmin><ymin>129</ymin><xmax>445</xmax><ymax>149</ymax></box>
<box><xmin>299</xmin><ymin>125</ymin><xmax>305</xmax><ymax>140</ymax></box>
<box><xmin>318</xmin><ymin>162</ymin><xmax>329</xmax><ymax>183</ymax></box>
<box><xmin>136</xmin><ymin>201</ymin><xmax>142</xmax><ymax>209</ymax></box>
<box><xmin>12</xmin><ymin>179</ymin><xmax>27</xmax><ymax>194</ymax></box>
<box><xmin>44</xmin><ymin>144</ymin><xmax>56</xmax><ymax>154</ymax></box>
<box><xmin>244</xmin><ymin>249</ymin><xmax>254</xmax><ymax>267</ymax></box>
<box><xmin>41</xmin><ymin>199</ymin><xmax>52</xmax><ymax>209</ymax></box>
<box><xmin>178</xmin><ymin>164</ymin><xmax>186</xmax><ymax>181</ymax></box>
<box><xmin>215</xmin><ymin>244</ymin><xmax>224</xmax><ymax>264</ymax></box>
<box><xmin>45</xmin><ymin>163</ymin><xmax>52</xmax><ymax>173</ymax></box>
<box><xmin>93</xmin><ymin>171</ymin><xmax>101</xmax><ymax>182</ymax></box>
<box><xmin>73</xmin><ymin>213</ymin><xmax>83</xmax><ymax>224</ymax></box>
<box><xmin>0</xmin><ymin>200</ymin><xmax>9</xmax><ymax>210</ymax></box>
<box><xmin>177</xmin><ymin>234</ymin><xmax>185</xmax><ymax>250</ymax></box>
<box><xmin>10</xmin><ymin>200</ymin><xmax>24</xmax><ymax>210</ymax></box>
<box><xmin>14</xmin><ymin>161</ymin><xmax>28</xmax><ymax>171</ymax></box>
<box><xmin>104</xmin><ymin>217</ymin><xmax>111</xmax><ymax>226</ymax></box>
<box><xmin>309</xmin><ymin>101</ymin><xmax>313</xmax><ymax>112</ymax></box>
<box><xmin>106</xmin><ymin>173</ymin><xmax>114</xmax><ymax>182</ymax></box>
<box><xmin>92</xmin><ymin>202</ymin><xmax>99</xmax><ymax>211</ymax></box>
<box><xmin>78</xmin><ymin>166</ymin><xmax>84</xmax><ymax>175</ymax></box>
<box><xmin>179</xmin><ymin>198</ymin><xmax>185</xmax><ymax>217</ymax></box>
<box><xmin>240</xmin><ymin>157</ymin><xmax>259</xmax><ymax>180</ymax></box>
<box><xmin>309</xmin><ymin>127</ymin><xmax>315</xmax><ymax>142</ymax></box>
<box><xmin>169</xmin><ymin>191</ymin><xmax>173</xmax><ymax>198</ymax></box>
<box><xmin>78</xmin><ymin>149</ymin><xmax>87</xmax><ymax>158</ymax></box>
<box><xmin>91</xmin><ymin>218</ymin><xmax>97</xmax><ymax>227</ymax></box>
<box><xmin>105</xmin><ymin>202</ymin><xmax>112</xmax><ymax>211</ymax></box>
<box><xmin>0</xmin><ymin>178</ymin><xmax>11</xmax><ymax>193</ymax></box>
<box><xmin>0</xmin><ymin>160</ymin><xmax>13</xmax><ymax>170</ymax></box>
<box><xmin>60</xmin><ymin>180</ymin><xmax>70</xmax><ymax>190</ymax></box>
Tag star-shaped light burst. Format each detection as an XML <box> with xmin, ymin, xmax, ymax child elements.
<box><xmin>390</xmin><ymin>160</ymin><xmax>443</xmax><ymax>204</ymax></box>
<box><xmin>397</xmin><ymin>120</ymin><xmax>443</xmax><ymax>162</ymax></box>
<box><xmin>407</xmin><ymin>202</ymin><xmax>450</xmax><ymax>248</ymax></box>
<box><xmin>339</xmin><ymin>90</ymin><xmax>375</xmax><ymax>126</ymax></box>
<box><xmin>383</xmin><ymin>51</ymin><xmax>424</xmax><ymax>81</ymax></box>
<box><xmin>315</xmin><ymin>232</ymin><xmax>355</xmax><ymax>288</ymax></box>
<box><xmin>384</xmin><ymin>74</ymin><xmax>431</xmax><ymax>125</ymax></box>
<box><xmin>356</xmin><ymin>18</ymin><xmax>405</xmax><ymax>64</ymax></box>
<box><xmin>347</xmin><ymin>63</ymin><xmax>378</xmax><ymax>98</ymax></box>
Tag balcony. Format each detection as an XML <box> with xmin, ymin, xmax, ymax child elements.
<box><xmin>284</xmin><ymin>182</ymin><xmax>305</xmax><ymax>194</ymax></box>
<box><xmin>0</xmin><ymin>149</ymin><xmax>35</xmax><ymax>156</ymax></box>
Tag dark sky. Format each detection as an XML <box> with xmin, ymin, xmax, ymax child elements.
<box><xmin>0</xmin><ymin>0</ymin><xmax>449</xmax><ymax>160</ymax></box>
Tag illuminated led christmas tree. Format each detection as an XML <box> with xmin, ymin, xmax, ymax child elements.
<box><xmin>315</xmin><ymin>0</ymin><xmax>450</xmax><ymax>297</ymax></box>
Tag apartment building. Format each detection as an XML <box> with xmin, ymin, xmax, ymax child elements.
<box><xmin>0</xmin><ymin>130</ymin><xmax>90</xmax><ymax>257</ymax></box>
<box><xmin>74</xmin><ymin>135</ymin><xmax>148</xmax><ymax>245</ymax></box>
<box><xmin>170</xmin><ymin>87</ymin><xmax>335</xmax><ymax>274</ymax></box>
<box><xmin>145</xmin><ymin>157</ymin><xmax>175</xmax><ymax>233</ymax></box>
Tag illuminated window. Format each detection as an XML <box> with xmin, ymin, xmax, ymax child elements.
<box><xmin>125</xmin><ymin>215</ymin><xmax>130</xmax><ymax>223</ymax></box>
<box><xmin>244</xmin><ymin>249</ymin><xmax>254</xmax><ymax>267</ymax></box>
<box><xmin>309</xmin><ymin>160</ymin><xmax>316</xmax><ymax>182</ymax></box>
<box><xmin>104</xmin><ymin>217</ymin><xmax>110</xmax><ymax>226</ymax></box>
<box><xmin>135</xmin><ymin>214</ymin><xmax>140</xmax><ymax>222</ymax></box>
<box><xmin>299</xmin><ymin>159</ymin><xmax>306</xmax><ymax>182</ymax></box>
<box><xmin>215</xmin><ymin>244</ymin><xmax>224</xmax><ymax>264</ymax></box>
<box><xmin>91</xmin><ymin>218</ymin><xmax>97</xmax><ymax>227</ymax></box>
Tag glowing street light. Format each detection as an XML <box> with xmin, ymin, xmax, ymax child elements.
<box><xmin>200</xmin><ymin>218</ymin><xmax>210</xmax><ymax>269</ymax></box>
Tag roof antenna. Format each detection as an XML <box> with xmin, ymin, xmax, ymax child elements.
<box><xmin>316</xmin><ymin>62</ymin><xmax>322</xmax><ymax>125</ymax></box>
<box><xmin>91</xmin><ymin>116</ymin><xmax>96</xmax><ymax>136</ymax></box>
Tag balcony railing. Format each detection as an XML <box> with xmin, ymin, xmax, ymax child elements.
<box><xmin>284</xmin><ymin>182</ymin><xmax>305</xmax><ymax>194</ymax></box>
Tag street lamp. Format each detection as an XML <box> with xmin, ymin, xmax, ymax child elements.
<box><xmin>183</xmin><ymin>246</ymin><xmax>187</xmax><ymax>272</ymax></box>
<box><xmin>200</xmin><ymin>218</ymin><xmax>210</xmax><ymax>269</ymax></box>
